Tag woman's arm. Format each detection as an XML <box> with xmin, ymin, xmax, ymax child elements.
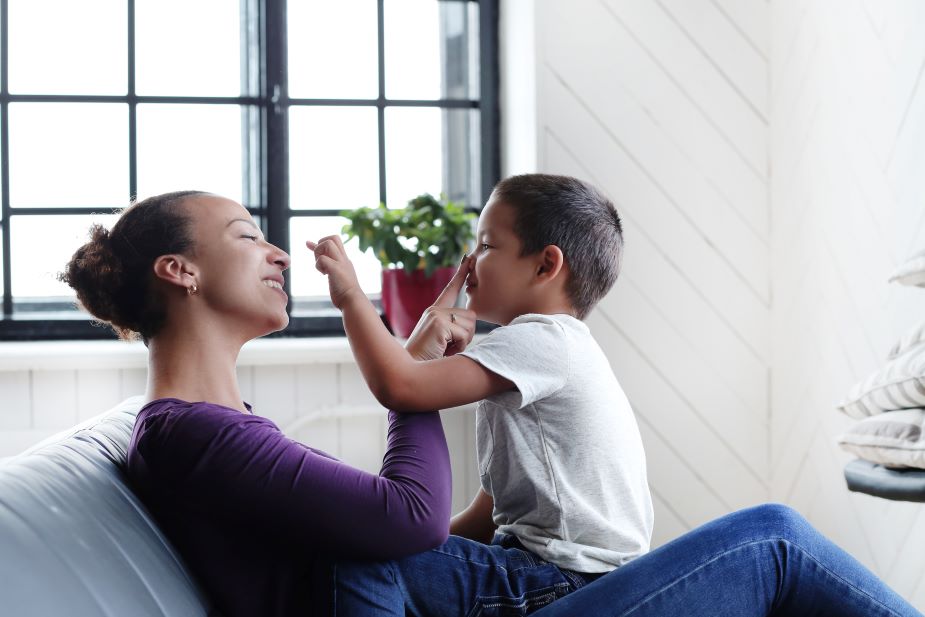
<box><xmin>145</xmin><ymin>406</ymin><xmax>453</xmax><ymax>561</ymax></box>
<box><xmin>308</xmin><ymin>236</ymin><xmax>513</xmax><ymax>411</ymax></box>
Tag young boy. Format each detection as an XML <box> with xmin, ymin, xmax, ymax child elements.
<box><xmin>308</xmin><ymin>173</ymin><xmax>652</xmax><ymax>580</ymax></box>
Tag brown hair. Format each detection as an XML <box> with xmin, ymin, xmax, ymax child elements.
<box><xmin>58</xmin><ymin>191</ymin><xmax>206</xmax><ymax>344</ymax></box>
<box><xmin>492</xmin><ymin>174</ymin><xmax>624</xmax><ymax>320</ymax></box>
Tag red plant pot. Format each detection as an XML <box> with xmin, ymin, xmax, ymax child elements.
<box><xmin>381</xmin><ymin>266</ymin><xmax>456</xmax><ymax>338</ymax></box>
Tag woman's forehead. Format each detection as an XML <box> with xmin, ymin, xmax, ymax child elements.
<box><xmin>188</xmin><ymin>195</ymin><xmax>251</xmax><ymax>227</ymax></box>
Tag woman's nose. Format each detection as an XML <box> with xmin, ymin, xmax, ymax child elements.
<box><xmin>270</xmin><ymin>245</ymin><xmax>291</xmax><ymax>270</ymax></box>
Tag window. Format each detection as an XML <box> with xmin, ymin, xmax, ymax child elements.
<box><xmin>0</xmin><ymin>0</ymin><xmax>499</xmax><ymax>340</ymax></box>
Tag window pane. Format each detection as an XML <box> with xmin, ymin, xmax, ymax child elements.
<box><xmin>289</xmin><ymin>107</ymin><xmax>379</xmax><ymax>210</ymax></box>
<box><xmin>385</xmin><ymin>107</ymin><xmax>480</xmax><ymax>208</ymax></box>
<box><xmin>12</xmin><ymin>214</ymin><xmax>119</xmax><ymax>299</ymax></box>
<box><xmin>135</xmin><ymin>0</ymin><xmax>241</xmax><ymax>96</ymax></box>
<box><xmin>137</xmin><ymin>104</ymin><xmax>244</xmax><ymax>202</ymax></box>
<box><xmin>9</xmin><ymin>0</ymin><xmax>126</xmax><ymax>95</ymax></box>
<box><xmin>385</xmin><ymin>0</ymin><xmax>479</xmax><ymax>100</ymax></box>
<box><xmin>9</xmin><ymin>103</ymin><xmax>128</xmax><ymax>208</ymax></box>
<box><xmin>290</xmin><ymin>216</ymin><xmax>382</xmax><ymax>297</ymax></box>
<box><xmin>288</xmin><ymin>1</ymin><xmax>378</xmax><ymax>99</ymax></box>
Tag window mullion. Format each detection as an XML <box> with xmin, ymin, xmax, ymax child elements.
<box><xmin>1</xmin><ymin>0</ymin><xmax>11</xmax><ymax>317</ymax></box>
<box><xmin>263</xmin><ymin>0</ymin><xmax>290</xmax><ymax>309</ymax></box>
<box><xmin>478</xmin><ymin>0</ymin><xmax>500</xmax><ymax>205</ymax></box>
<box><xmin>127</xmin><ymin>0</ymin><xmax>137</xmax><ymax>201</ymax></box>
<box><xmin>377</xmin><ymin>0</ymin><xmax>386</xmax><ymax>206</ymax></box>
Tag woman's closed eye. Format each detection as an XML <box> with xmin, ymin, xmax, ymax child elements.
<box><xmin>242</xmin><ymin>235</ymin><xmax>259</xmax><ymax>242</ymax></box>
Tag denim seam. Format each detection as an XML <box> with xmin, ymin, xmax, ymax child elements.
<box><xmin>616</xmin><ymin>537</ymin><xmax>909</xmax><ymax>617</ymax></box>
<box><xmin>780</xmin><ymin>539</ymin><xmax>910</xmax><ymax>617</ymax></box>
<box><xmin>470</xmin><ymin>583</ymin><xmax>571</xmax><ymax>617</ymax></box>
<box><xmin>560</xmin><ymin>568</ymin><xmax>589</xmax><ymax>591</ymax></box>
<box><xmin>617</xmin><ymin>539</ymin><xmax>787</xmax><ymax>617</ymax></box>
<box><xmin>431</xmin><ymin>547</ymin><xmax>528</xmax><ymax>573</ymax></box>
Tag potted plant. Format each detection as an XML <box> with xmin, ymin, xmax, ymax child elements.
<box><xmin>341</xmin><ymin>194</ymin><xmax>476</xmax><ymax>337</ymax></box>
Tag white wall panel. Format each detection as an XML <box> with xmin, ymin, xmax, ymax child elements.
<box><xmin>31</xmin><ymin>370</ymin><xmax>76</xmax><ymax>431</ymax></box>
<box><xmin>119</xmin><ymin>368</ymin><xmax>147</xmax><ymax>400</ymax></box>
<box><xmin>770</xmin><ymin>0</ymin><xmax>925</xmax><ymax>606</ymax></box>
<box><xmin>534</xmin><ymin>0</ymin><xmax>771</xmax><ymax>547</ymax></box>
<box><xmin>76</xmin><ymin>369</ymin><xmax>122</xmax><ymax>422</ymax></box>
<box><xmin>0</xmin><ymin>371</ymin><xmax>30</xmax><ymax>431</ymax></box>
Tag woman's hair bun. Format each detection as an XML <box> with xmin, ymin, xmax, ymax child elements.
<box><xmin>57</xmin><ymin>191</ymin><xmax>201</xmax><ymax>342</ymax></box>
<box><xmin>58</xmin><ymin>223</ymin><xmax>128</xmax><ymax>329</ymax></box>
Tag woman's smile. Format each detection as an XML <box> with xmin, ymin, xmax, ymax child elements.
<box><xmin>261</xmin><ymin>277</ymin><xmax>288</xmax><ymax>300</ymax></box>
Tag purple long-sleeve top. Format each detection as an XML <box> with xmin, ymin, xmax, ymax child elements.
<box><xmin>126</xmin><ymin>398</ymin><xmax>451</xmax><ymax>617</ymax></box>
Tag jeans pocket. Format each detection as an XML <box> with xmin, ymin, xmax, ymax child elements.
<box><xmin>469</xmin><ymin>583</ymin><xmax>570</xmax><ymax>617</ymax></box>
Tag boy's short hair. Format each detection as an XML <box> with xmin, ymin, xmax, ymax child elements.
<box><xmin>492</xmin><ymin>174</ymin><xmax>623</xmax><ymax>320</ymax></box>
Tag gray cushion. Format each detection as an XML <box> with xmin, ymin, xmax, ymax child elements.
<box><xmin>836</xmin><ymin>344</ymin><xmax>925</xmax><ymax>418</ymax></box>
<box><xmin>836</xmin><ymin>408</ymin><xmax>925</xmax><ymax>469</ymax></box>
<box><xmin>0</xmin><ymin>396</ymin><xmax>213</xmax><ymax>616</ymax></box>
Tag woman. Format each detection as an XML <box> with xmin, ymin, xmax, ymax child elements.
<box><xmin>60</xmin><ymin>190</ymin><xmax>462</xmax><ymax>616</ymax></box>
<box><xmin>61</xmin><ymin>191</ymin><xmax>921</xmax><ymax>617</ymax></box>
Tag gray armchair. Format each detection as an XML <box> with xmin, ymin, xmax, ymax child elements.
<box><xmin>0</xmin><ymin>396</ymin><xmax>213</xmax><ymax>616</ymax></box>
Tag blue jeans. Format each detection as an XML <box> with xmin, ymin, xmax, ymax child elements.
<box><xmin>329</xmin><ymin>503</ymin><xmax>922</xmax><ymax>616</ymax></box>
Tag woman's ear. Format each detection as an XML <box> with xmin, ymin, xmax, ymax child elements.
<box><xmin>535</xmin><ymin>245</ymin><xmax>565</xmax><ymax>281</ymax></box>
<box><xmin>152</xmin><ymin>254</ymin><xmax>197</xmax><ymax>290</ymax></box>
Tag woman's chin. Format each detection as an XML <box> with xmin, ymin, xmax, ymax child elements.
<box><xmin>255</xmin><ymin>311</ymin><xmax>289</xmax><ymax>337</ymax></box>
<box><xmin>271</xmin><ymin>312</ymin><xmax>290</xmax><ymax>333</ymax></box>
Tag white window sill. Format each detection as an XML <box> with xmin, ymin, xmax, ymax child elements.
<box><xmin>0</xmin><ymin>337</ymin><xmax>357</xmax><ymax>371</ymax></box>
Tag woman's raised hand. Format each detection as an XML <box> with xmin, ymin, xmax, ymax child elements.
<box><xmin>405</xmin><ymin>255</ymin><xmax>477</xmax><ymax>361</ymax></box>
<box><xmin>306</xmin><ymin>236</ymin><xmax>361</xmax><ymax>310</ymax></box>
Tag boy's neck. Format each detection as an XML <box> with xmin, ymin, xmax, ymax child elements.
<box><xmin>500</xmin><ymin>299</ymin><xmax>579</xmax><ymax>325</ymax></box>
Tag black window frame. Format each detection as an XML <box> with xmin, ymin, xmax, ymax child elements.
<box><xmin>0</xmin><ymin>0</ymin><xmax>499</xmax><ymax>341</ymax></box>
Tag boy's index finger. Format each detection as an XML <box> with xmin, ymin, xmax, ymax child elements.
<box><xmin>433</xmin><ymin>254</ymin><xmax>472</xmax><ymax>308</ymax></box>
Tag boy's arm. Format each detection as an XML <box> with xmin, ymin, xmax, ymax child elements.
<box><xmin>450</xmin><ymin>488</ymin><xmax>497</xmax><ymax>544</ymax></box>
<box><xmin>307</xmin><ymin>236</ymin><xmax>513</xmax><ymax>411</ymax></box>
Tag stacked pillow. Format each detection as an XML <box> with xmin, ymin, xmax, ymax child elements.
<box><xmin>836</xmin><ymin>250</ymin><xmax>925</xmax><ymax>472</ymax></box>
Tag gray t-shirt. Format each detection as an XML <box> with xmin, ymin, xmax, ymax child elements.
<box><xmin>460</xmin><ymin>313</ymin><xmax>653</xmax><ymax>573</ymax></box>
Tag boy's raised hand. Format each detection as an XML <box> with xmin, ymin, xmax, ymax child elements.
<box><xmin>306</xmin><ymin>236</ymin><xmax>361</xmax><ymax>310</ymax></box>
<box><xmin>405</xmin><ymin>254</ymin><xmax>477</xmax><ymax>360</ymax></box>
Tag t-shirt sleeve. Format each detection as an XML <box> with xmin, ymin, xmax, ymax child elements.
<box><xmin>459</xmin><ymin>317</ymin><xmax>570</xmax><ymax>408</ymax></box>
<box><xmin>134</xmin><ymin>407</ymin><xmax>451</xmax><ymax>561</ymax></box>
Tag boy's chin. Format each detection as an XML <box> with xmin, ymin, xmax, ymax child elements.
<box><xmin>467</xmin><ymin>302</ymin><xmax>501</xmax><ymax>326</ymax></box>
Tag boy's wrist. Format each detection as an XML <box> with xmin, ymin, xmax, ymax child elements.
<box><xmin>334</xmin><ymin>286</ymin><xmax>368</xmax><ymax>312</ymax></box>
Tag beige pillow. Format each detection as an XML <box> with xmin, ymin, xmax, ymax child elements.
<box><xmin>836</xmin><ymin>345</ymin><xmax>925</xmax><ymax>419</ymax></box>
<box><xmin>837</xmin><ymin>409</ymin><xmax>925</xmax><ymax>469</ymax></box>
<box><xmin>889</xmin><ymin>320</ymin><xmax>925</xmax><ymax>360</ymax></box>
<box><xmin>889</xmin><ymin>248</ymin><xmax>925</xmax><ymax>287</ymax></box>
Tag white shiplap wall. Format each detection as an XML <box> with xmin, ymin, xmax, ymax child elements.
<box><xmin>770</xmin><ymin>0</ymin><xmax>925</xmax><ymax>606</ymax></box>
<box><xmin>513</xmin><ymin>0</ymin><xmax>772</xmax><ymax>548</ymax></box>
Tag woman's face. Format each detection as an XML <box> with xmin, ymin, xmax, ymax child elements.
<box><xmin>184</xmin><ymin>195</ymin><xmax>291</xmax><ymax>338</ymax></box>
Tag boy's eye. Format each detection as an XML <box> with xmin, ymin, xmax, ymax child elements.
<box><xmin>242</xmin><ymin>235</ymin><xmax>259</xmax><ymax>242</ymax></box>
<box><xmin>480</xmin><ymin>243</ymin><xmax>491</xmax><ymax>250</ymax></box>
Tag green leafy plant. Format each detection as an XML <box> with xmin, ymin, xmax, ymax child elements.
<box><xmin>341</xmin><ymin>194</ymin><xmax>477</xmax><ymax>276</ymax></box>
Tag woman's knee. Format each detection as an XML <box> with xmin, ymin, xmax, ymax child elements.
<box><xmin>736</xmin><ymin>502</ymin><xmax>812</xmax><ymax>542</ymax></box>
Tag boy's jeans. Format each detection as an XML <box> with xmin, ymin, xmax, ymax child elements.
<box><xmin>329</xmin><ymin>503</ymin><xmax>922</xmax><ymax>616</ymax></box>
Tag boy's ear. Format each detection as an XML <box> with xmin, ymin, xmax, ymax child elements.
<box><xmin>535</xmin><ymin>245</ymin><xmax>565</xmax><ymax>281</ymax></box>
<box><xmin>152</xmin><ymin>254</ymin><xmax>198</xmax><ymax>290</ymax></box>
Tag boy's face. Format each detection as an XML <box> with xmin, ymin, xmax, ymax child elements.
<box><xmin>465</xmin><ymin>196</ymin><xmax>540</xmax><ymax>325</ymax></box>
